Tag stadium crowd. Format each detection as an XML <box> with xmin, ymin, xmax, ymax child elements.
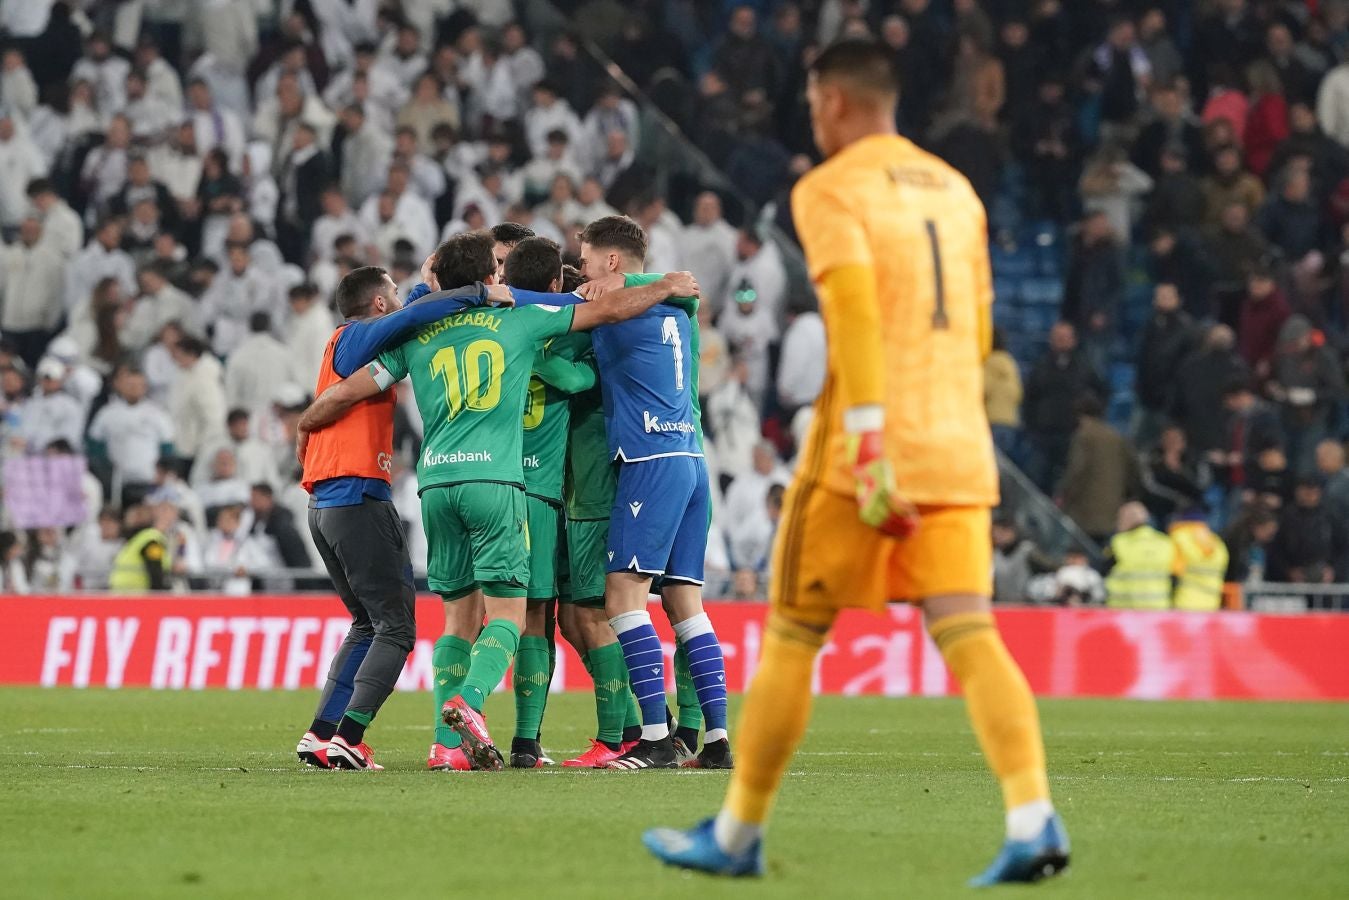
<box><xmin>2</xmin><ymin>0</ymin><xmax>1349</xmax><ymax>609</ymax></box>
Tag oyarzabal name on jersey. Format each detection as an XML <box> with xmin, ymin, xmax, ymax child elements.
<box><xmin>416</xmin><ymin>310</ymin><xmax>501</xmax><ymax>343</ymax></box>
<box><xmin>643</xmin><ymin>411</ymin><xmax>696</xmax><ymax>434</ymax></box>
<box><xmin>424</xmin><ymin>449</ymin><xmax>493</xmax><ymax>466</ymax></box>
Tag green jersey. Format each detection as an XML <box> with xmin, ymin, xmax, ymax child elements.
<box><xmin>523</xmin><ymin>331</ymin><xmax>596</xmax><ymax>504</ymax></box>
<box><xmin>563</xmin><ymin>337</ymin><xmax>615</xmax><ymax>521</ymax></box>
<box><xmin>623</xmin><ymin>273</ymin><xmax>703</xmax><ymax>446</ymax></box>
<box><xmin>376</xmin><ymin>304</ymin><xmax>576</xmax><ymax>492</ymax></box>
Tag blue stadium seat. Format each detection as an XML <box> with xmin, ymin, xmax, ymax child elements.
<box><xmin>1019</xmin><ymin>277</ymin><xmax>1064</xmax><ymax>309</ymax></box>
<box><xmin>993</xmin><ymin>278</ymin><xmax>1020</xmax><ymax>305</ymax></box>
<box><xmin>990</xmin><ymin>243</ymin><xmax>1037</xmax><ymax>279</ymax></box>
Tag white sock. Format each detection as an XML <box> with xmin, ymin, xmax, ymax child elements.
<box><xmin>1005</xmin><ymin>799</ymin><xmax>1055</xmax><ymax>841</ymax></box>
<box><xmin>705</xmin><ymin>727</ymin><xmax>728</xmax><ymax>743</ymax></box>
<box><xmin>640</xmin><ymin>723</ymin><xmax>669</xmax><ymax>741</ymax></box>
<box><xmin>713</xmin><ymin>809</ymin><xmax>762</xmax><ymax>855</ymax></box>
<box><xmin>672</xmin><ymin>611</ymin><xmax>713</xmax><ymax>642</ymax></box>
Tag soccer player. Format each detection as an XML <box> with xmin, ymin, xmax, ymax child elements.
<box><xmin>643</xmin><ymin>40</ymin><xmax>1069</xmax><ymax>883</ymax></box>
<box><xmin>301</xmin><ymin>230</ymin><xmax>698</xmax><ymax>769</ymax></box>
<box><xmin>294</xmin><ymin>264</ymin><xmax>500</xmax><ymax>770</ymax></box>
<box><xmin>503</xmin><ymin>238</ymin><xmax>599</xmax><ymax>769</ymax></box>
<box><xmin>576</xmin><ymin>216</ymin><xmax>732</xmax><ymax>771</ymax></box>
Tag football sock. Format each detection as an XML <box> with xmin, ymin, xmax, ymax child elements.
<box><xmin>458</xmin><ymin>618</ymin><xmax>521</xmax><ymax>712</ymax></box>
<box><xmin>335</xmin><ymin>710</ymin><xmax>371</xmax><ymax>746</ymax></box>
<box><xmin>929</xmin><ymin>612</ymin><xmax>1052</xmax><ymax>826</ymax></box>
<box><xmin>307</xmin><ymin>718</ymin><xmax>337</xmax><ymax>740</ymax></box>
<box><xmin>512</xmin><ymin>635</ymin><xmax>551</xmax><ymax>740</ymax></box>
<box><xmin>610</xmin><ymin>610</ymin><xmax>669</xmax><ymax>740</ymax></box>
<box><xmin>313</xmin><ymin>632</ymin><xmax>371</xmax><ymax>727</ymax></box>
<box><xmin>538</xmin><ymin>618</ymin><xmax>557</xmax><ymax>741</ymax></box>
<box><xmin>432</xmin><ymin>635</ymin><xmax>472</xmax><ymax>748</ymax></box>
<box><xmin>673</xmin><ymin>641</ymin><xmax>703</xmax><ymax>738</ymax></box>
<box><xmin>622</xmin><ymin>691</ymin><xmax>641</xmax><ymax>743</ymax></box>
<box><xmin>587</xmin><ymin>641</ymin><xmax>630</xmax><ymax>746</ymax></box>
<box><xmin>673</xmin><ymin>614</ymin><xmax>729</xmax><ymax>743</ymax></box>
<box><xmin>723</xmin><ymin>614</ymin><xmax>825</xmax><ymax>833</ymax></box>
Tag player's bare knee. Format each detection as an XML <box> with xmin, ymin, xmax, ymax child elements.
<box><xmin>922</xmin><ymin>593</ymin><xmax>992</xmax><ymax>632</ymax></box>
<box><xmin>579</xmin><ymin>605</ymin><xmax>616</xmax><ymax>648</ymax></box>
<box><xmin>523</xmin><ymin>599</ymin><xmax>550</xmax><ymax>637</ymax></box>
<box><xmin>660</xmin><ymin>581</ymin><xmax>704</xmax><ymax>623</ymax></box>
<box><xmin>484</xmin><ymin>595</ymin><xmax>527</xmax><ymax>630</ymax></box>
<box><xmin>603</xmin><ymin>572</ymin><xmax>650</xmax><ymax>616</ymax></box>
<box><xmin>557</xmin><ymin>607</ymin><xmax>586</xmax><ymax>652</ymax></box>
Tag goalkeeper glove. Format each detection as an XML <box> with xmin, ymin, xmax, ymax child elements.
<box><xmin>845</xmin><ymin>406</ymin><xmax>919</xmax><ymax>540</ymax></box>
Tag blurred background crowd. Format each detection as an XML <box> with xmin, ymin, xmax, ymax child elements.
<box><xmin>0</xmin><ymin>0</ymin><xmax>1347</xmax><ymax>611</ymax></box>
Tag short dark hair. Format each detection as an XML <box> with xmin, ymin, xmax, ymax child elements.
<box><xmin>335</xmin><ymin>265</ymin><xmax>390</xmax><ymax>318</ymax></box>
<box><xmin>504</xmin><ymin>237</ymin><xmax>563</xmax><ymax>292</ymax></box>
<box><xmin>491</xmin><ymin>222</ymin><xmax>536</xmax><ymax>247</ymax></box>
<box><xmin>251</xmin><ymin>483</ymin><xmax>274</xmax><ymax>499</ymax></box>
<box><xmin>578</xmin><ymin>215</ymin><xmax>647</xmax><ymax>264</ymax></box>
<box><xmin>26</xmin><ymin>178</ymin><xmax>53</xmax><ymax>197</ymax></box>
<box><xmin>809</xmin><ymin>39</ymin><xmax>900</xmax><ymax>97</ymax></box>
<box><xmin>1074</xmin><ymin>392</ymin><xmax>1104</xmax><ymax>419</ymax></box>
<box><xmin>561</xmin><ymin>264</ymin><xmax>584</xmax><ymax>293</ymax></box>
<box><xmin>226</xmin><ymin>408</ymin><xmax>250</xmax><ymax>426</ymax></box>
<box><xmin>288</xmin><ymin>282</ymin><xmax>318</xmax><ymax>300</ymax></box>
<box><xmin>176</xmin><ymin>336</ymin><xmax>208</xmax><ymax>359</ymax></box>
<box><xmin>432</xmin><ymin>231</ymin><xmax>496</xmax><ymax>289</ymax></box>
<box><xmin>248</xmin><ymin>311</ymin><xmax>271</xmax><ymax>333</ymax></box>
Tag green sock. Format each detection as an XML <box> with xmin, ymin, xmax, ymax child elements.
<box><xmin>343</xmin><ymin>710</ymin><xmax>373</xmax><ymax>726</ymax></box>
<box><xmin>432</xmin><ymin>635</ymin><xmax>472</xmax><ymax>747</ymax></box>
<box><xmin>458</xmin><ymin>619</ymin><xmax>521</xmax><ymax>712</ymax></box>
<box><xmin>513</xmin><ymin>635</ymin><xmax>551</xmax><ymax>740</ymax></box>
<box><xmin>587</xmin><ymin>641</ymin><xmax>631</xmax><ymax>745</ymax></box>
<box><xmin>537</xmin><ymin>623</ymin><xmax>557</xmax><ymax>740</ymax></box>
<box><xmin>674</xmin><ymin>641</ymin><xmax>702</xmax><ymax>732</ymax></box>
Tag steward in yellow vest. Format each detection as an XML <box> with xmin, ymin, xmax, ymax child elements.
<box><xmin>1105</xmin><ymin>502</ymin><xmax>1176</xmax><ymax>609</ymax></box>
<box><xmin>1170</xmin><ymin>510</ymin><xmax>1229</xmax><ymax>611</ymax></box>
<box><xmin>109</xmin><ymin>504</ymin><xmax>172</xmax><ymax>593</ymax></box>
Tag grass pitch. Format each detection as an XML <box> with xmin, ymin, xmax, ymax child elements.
<box><xmin>2</xmin><ymin>689</ymin><xmax>1346</xmax><ymax>899</ymax></box>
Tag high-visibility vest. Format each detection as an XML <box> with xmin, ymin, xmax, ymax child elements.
<box><xmin>301</xmin><ymin>325</ymin><xmax>395</xmax><ymax>493</ymax></box>
<box><xmin>1170</xmin><ymin>522</ymin><xmax>1229</xmax><ymax>612</ymax></box>
<box><xmin>109</xmin><ymin>528</ymin><xmax>170</xmax><ymax>593</ymax></box>
<box><xmin>1105</xmin><ymin>526</ymin><xmax>1175</xmax><ymax>609</ymax></box>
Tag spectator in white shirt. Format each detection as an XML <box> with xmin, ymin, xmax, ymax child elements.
<box><xmin>682</xmin><ymin>191</ymin><xmax>739</xmax><ymax>316</ymax></box>
<box><xmin>728</xmin><ymin>482</ymin><xmax>783</xmax><ymax>574</ymax></box>
<box><xmin>192</xmin><ymin>408</ymin><xmax>282</xmax><ymax>492</ymax></box>
<box><xmin>582</xmin><ymin>84</ymin><xmax>640</xmax><ymax>168</ymax></box>
<box><xmin>727</xmin><ymin>227</ymin><xmax>788</xmax><ymax>324</ymax></box>
<box><xmin>359</xmin><ymin>163</ymin><xmax>436</xmax><ymax>260</ymax></box>
<box><xmin>776</xmin><ymin>307</ymin><xmax>826</xmax><ymax>415</ymax></box>
<box><xmin>225</xmin><ymin>312</ymin><xmax>297</xmax><ymax>415</ymax></box>
<box><xmin>0</xmin><ymin>216</ymin><xmax>65</xmax><ymax>364</ymax></box>
<box><xmin>323</xmin><ymin>42</ymin><xmax>409</xmax><ymax>119</ymax></box>
<box><xmin>718</xmin><ymin>287</ymin><xmax>780</xmax><ymax>406</ymax></box>
<box><xmin>69</xmin><ymin>506</ymin><xmax>124</xmax><ymax>590</ymax></box>
<box><xmin>592</xmin><ymin>129</ymin><xmax>635</xmax><ymax>190</ymax></box>
<box><xmin>198</xmin><ymin>241</ymin><xmax>283</xmax><ymax>356</ymax></box>
<box><xmin>121</xmin><ymin>69</ymin><xmax>177</xmax><ymax>141</ymax></box>
<box><xmin>631</xmin><ymin>193</ymin><xmax>683</xmax><ymax>273</ymax></box>
<box><xmin>254</xmin><ymin>41</ymin><xmax>320</xmax><ymax>108</ymax></box>
<box><xmin>706</xmin><ymin>356</ymin><xmax>762</xmax><ymax>482</ymax></box>
<box><xmin>459</xmin><ymin>31</ymin><xmax>519</xmax><ymax>128</ymax></box>
<box><xmin>187</xmin><ymin>78</ymin><xmax>246</xmax><ymax>172</ymax></box>
<box><xmin>66</xmin><ymin>217</ymin><xmax>138</xmax><ymax>314</ymax></box>
<box><xmin>167</xmin><ymin>335</ymin><xmax>226</xmax><ymax>474</ymax></box>
<box><xmin>134</xmin><ymin>36</ymin><xmax>183</xmax><ymax>112</ymax></box>
<box><xmin>18</xmin><ymin>357</ymin><xmax>84</xmax><ymax>453</ymax></box>
<box><xmin>523</xmin><ymin>81</ymin><xmax>585</xmax><ymax>160</ymax></box>
<box><xmin>197</xmin><ymin>451</ymin><xmax>253</xmax><ymax>516</ymax></box>
<box><xmin>42</xmin><ymin>335</ymin><xmax>102</xmax><ymax>417</ymax></box>
<box><xmin>285</xmin><ymin>282</ymin><xmax>336</xmax><ymax>391</ymax></box>
<box><xmin>522</xmin><ymin>130</ymin><xmax>584</xmax><ymax>205</ymax></box>
<box><xmin>87</xmin><ymin>364</ymin><xmax>175</xmax><ymax>499</ymax></box>
<box><xmin>26</xmin><ymin>178</ymin><xmax>82</xmax><ymax>259</ymax></box>
<box><xmin>252</xmin><ymin>73</ymin><xmax>336</xmax><ymax>177</ymax></box>
<box><xmin>146</xmin><ymin>123</ymin><xmax>204</xmax><ymax>211</ymax></box>
<box><xmin>392</xmin><ymin>125</ymin><xmax>448</xmax><ymax>201</ymax></box>
<box><xmin>0</xmin><ymin>48</ymin><xmax>38</xmax><ymax>120</ymax></box>
<box><xmin>380</xmin><ymin>21</ymin><xmax>429</xmax><ymax>89</ymax></box>
<box><xmin>80</xmin><ymin>113</ymin><xmax>133</xmax><ymax>213</ymax></box>
<box><xmin>71</xmin><ymin>32</ymin><xmax>131</xmax><ymax>115</ymax></box>
<box><xmin>310</xmin><ymin>186</ymin><xmax>370</xmax><ymax>263</ymax></box>
<box><xmin>724</xmin><ymin>440</ymin><xmax>791</xmax><ymax>527</ymax></box>
<box><xmin>396</xmin><ymin>71</ymin><xmax>460</xmax><ymax>156</ymax></box>
<box><xmin>121</xmin><ymin>261</ymin><xmax>199</xmax><ymax>353</ymax></box>
<box><xmin>0</xmin><ymin>113</ymin><xmax>47</xmax><ymax>229</ymax></box>
<box><xmin>337</xmin><ymin>104</ymin><xmax>393</xmax><ymax>209</ymax></box>
<box><xmin>501</xmin><ymin>22</ymin><xmax>546</xmax><ymax>100</ymax></box>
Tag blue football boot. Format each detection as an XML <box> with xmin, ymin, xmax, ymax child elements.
<box><xmin>643</xmin><ymin>818</ymin><xmax>765</xmax><ymax>877</ymax></box>
<box><xmin>970</xmin><ymin>814</ymin><xmax>1071</xmax><ymax>886</ymax></box>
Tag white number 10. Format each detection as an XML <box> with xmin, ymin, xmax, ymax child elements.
<box><xmin>661</xmin><ymin>316</ymin><xmax>685</xmax><ymax>391</ymax></box>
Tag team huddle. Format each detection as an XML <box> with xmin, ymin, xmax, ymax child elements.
<box><xmin>289</xmin><ymin>38</ymin><xmax>1073</xmax><ymax>888</ymax></box>
<box><xmin>292</xmin><ymin>215</ymin><xmax>730</xmax><ymax>773</ymax></box>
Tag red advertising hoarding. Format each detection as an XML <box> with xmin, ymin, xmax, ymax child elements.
<box><xmin>5</xmin><ymin>596</ymin><xmax>1347</xmax><ymax>700</ymax></box>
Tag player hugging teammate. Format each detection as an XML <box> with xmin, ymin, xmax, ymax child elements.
<box><xmin>295</xmin><ymin>219</ymin><xmax>730</xmax><ymax>771</ymax></box>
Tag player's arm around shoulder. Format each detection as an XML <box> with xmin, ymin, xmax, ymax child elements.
<box><xmin>568</xmin><ymin>271</ymin><xmax>700</xmax><ymax>331</ymax></box>
<box><xmin>297</xmin><ymin>361</ymin><xmax>394</xmax><ymax>434</ymax></box>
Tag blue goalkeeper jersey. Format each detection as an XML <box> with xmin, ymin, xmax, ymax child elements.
<box><xmin>590</xmin><ymin>303</ymin><xmax>701</xmax><ymax>462</ymax></box>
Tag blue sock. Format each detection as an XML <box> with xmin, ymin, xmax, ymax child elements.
<box><xmin>610</xmin><ymin>610</ymin><xmax>669</xmax><ymax>741</ymax></box>
<box><xmin>674</xmin><ymin>613</ymin><xmax>728</xmax><ymax>739</ymax></box>
<box><xmin>317</xmin><ymin>634</ymin><xmax>372</xmax><ymax>723</ymax></box>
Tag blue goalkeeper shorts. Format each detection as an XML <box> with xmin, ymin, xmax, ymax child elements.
<box><xmin>606</xmin><ymin>455</ymin><xmax>709</xmax><ymax>584</ymax></box>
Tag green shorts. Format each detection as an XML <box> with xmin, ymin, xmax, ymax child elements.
<box><xmin>421</xmin><ymin>482</ymin><xmax>529</xmax><ymax>600</ymax></box>
<box><xmin>564</xmin><ymin>517</ymin><xmax>609</xmax><ymax>607</ymax></box>
<box><xmin>526</xmin><ymin>494</ymin><xmax>565</xmax><ymax>600</ymax></box>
